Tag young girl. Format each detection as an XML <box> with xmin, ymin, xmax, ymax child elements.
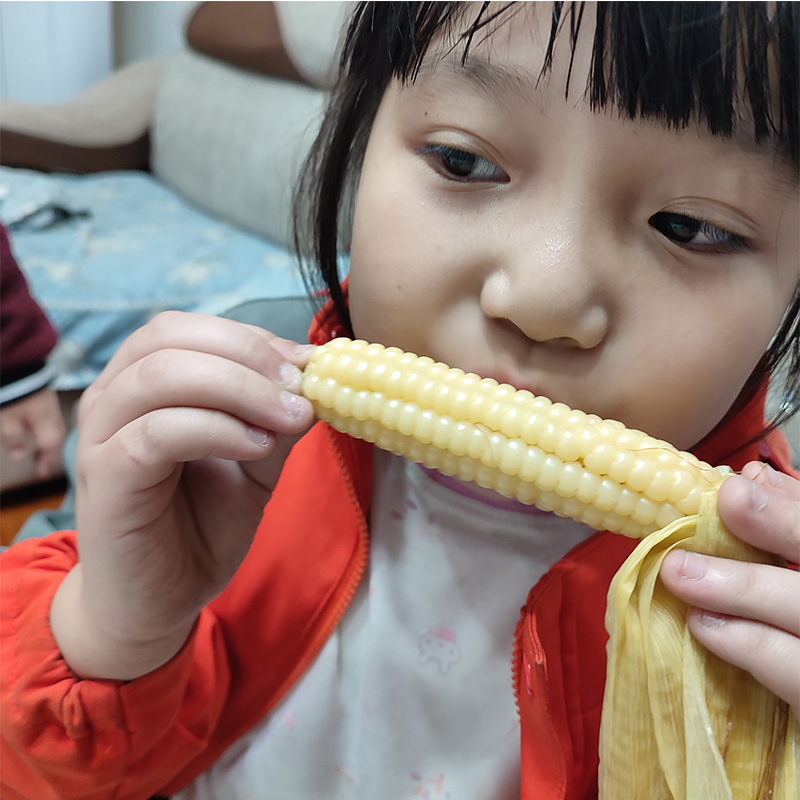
<box><xmin>2</xmin><ymin>3</ymin><xmax>798</xmax><ymax>798</ymax></box>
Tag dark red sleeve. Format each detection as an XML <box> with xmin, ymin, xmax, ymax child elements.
<box><xmin>0</xmin><ymin>224</ymin><xmax>58</xmax><ymax>389</ymax></box>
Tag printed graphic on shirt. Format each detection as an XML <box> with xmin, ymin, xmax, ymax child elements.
<box><xmin>273</xmin><ymin>708</ymin><xmax>299</xmax><ymax>758</ymax></box>
<box><xmin>391</xmin><ymin>498</ymin><xmax>440</xmax><ymax>539</ymax></box>
<box><xmin>411</xmin><ymin>770</ymin><xmax>452</xmax><ymax>798</ymax></box>
<box><xmin>334</xmin><ymin>763</ymin><xmax>357</xmax><ymax>784</ymax></box>
<box><xmin>417</xmin><ymin>627</ymin><xmax>461</xmax><ymax>675</ymax></box>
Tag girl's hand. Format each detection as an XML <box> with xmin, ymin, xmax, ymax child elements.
<box><xmin>659</xmin><ymin>461</ymin><xmax>800</xmax><ymax>721</ymax></box>
<box><xmin>0</xmin><ymin>386</ymin><xmax>66</xmax><ymax>479</ymax></box>
<box><xmin>50</xmin><ymin>312</ymin><xmax>316</xmax><ymax>681</ymax></box>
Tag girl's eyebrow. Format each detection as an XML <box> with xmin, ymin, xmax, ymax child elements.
<box><xmin>415</xmin><ymin>54</ymin><xmax>537</xmax><ymax>105</ymax></box>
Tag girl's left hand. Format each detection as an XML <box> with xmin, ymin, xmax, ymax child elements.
<box><xmin>659</xmin><ymin>461</ymin><xmax>800</xmax><ymax>722</ymax></box>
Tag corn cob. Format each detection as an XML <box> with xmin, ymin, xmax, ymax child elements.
<box><xmin>301</xmin><ymin>337</ymin><xmax>732</xmax><ymax>539</ymax></box>
<box><xmin>302</xmin><ymin>337</ymin><xmax>799</xmax><ymax>799</ymax></box>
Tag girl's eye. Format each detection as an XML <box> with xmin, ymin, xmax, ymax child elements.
<box><xmin>419</xmin><ymin>144</ymin><xmax>509</xmax><ymax>183</ymax></box>
<box><xmin>648</xmin><ymin>212</ymin><xmax>753</xmax><ymax>255</ymax></box>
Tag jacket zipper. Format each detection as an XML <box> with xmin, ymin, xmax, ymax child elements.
<box><xmin>258</xmin><ymin>427</ymin><xmax>371</xmax><ymax>719</ymax></box>
<box><xmin>511</xmin><ymin>565</ymin><xmax>562</xmax><ymax>718</ymax></box>
<box><xmin>264</xmin><ymin>527</ymin><xmax>369</xmax><ymax>718</ymax></box>
<box><xmin>512</xmin><ymin>612</ymin><xmax>524</xmax><ymax>715</ymax></box>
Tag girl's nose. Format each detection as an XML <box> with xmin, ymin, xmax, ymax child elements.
<box><xmin>479</xmin><ymin>205</ymin><xmax>611</xmax><ymax>351</ymax></box>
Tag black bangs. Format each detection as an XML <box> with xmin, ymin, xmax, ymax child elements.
<box><xmin>359</xmin><ymin>1</ymin><xmax>799</xmax><ymax>165</ymax></box>
<box><xmin>588</xmin><ymin>2</ymin><xmax>798</xmax><ymax>163</ymax></box>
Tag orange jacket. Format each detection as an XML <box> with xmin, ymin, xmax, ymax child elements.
<box><xmin>1</xmin><ymin>316</ymin><xmax>795</xmax><ymax>800</ymax></box>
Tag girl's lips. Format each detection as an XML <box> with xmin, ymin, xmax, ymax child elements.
<box><xmin>484</xmin><ymin>371</ymin><xmax>550</xmax><ymax>401</ymax></box>
<box><xmin>450</xmin><ymin>357</ymin><xmax>557</xmax><ymax>404</ymax></box>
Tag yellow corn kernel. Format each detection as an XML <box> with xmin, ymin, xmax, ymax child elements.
<box><xmin>301</xmin><ymin>336</ymin><xmax>799</xmax><ymax>799</ymax></box>
<box><xmin>301</xmin><ymin>337</ymin><xmax>731</xmax><ymax>539</ymax></box>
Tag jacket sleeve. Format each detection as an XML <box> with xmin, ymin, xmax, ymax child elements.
<box><xmin>0</xmin><ymin>533</ymin><xmax>233</xmax><ymax>800</ymax></box>
<box><xmin>0</xmin><ymin>224</ymin><xmax>59</xmax><ymax>406</ymax></box>
<box><xmin>0</xmin><ymin>424</ymin><xmax>372</xmax><ymax>800</ymax></box>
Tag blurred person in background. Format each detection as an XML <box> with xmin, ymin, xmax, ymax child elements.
<box><xmin>0</xmin><ymin>223</ymin><xmax>66</xmax><ymax>481</ymax></box>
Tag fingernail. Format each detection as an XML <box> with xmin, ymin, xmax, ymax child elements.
<box><xmin>762</xmin><ymin>464</ymin><xmax>782</xmax><ymax>488</ymax></box>
<box><xmin>292</xmin><ymin>344</ymin><xmax>316</xmax><ymax>359</ymax></box>
<box><xmin>700</xmin><ymin>610</ymin><xmax>726</xmax><ymax>628</ymax></box>
<box><xmin>680</xmin><ymin>550</ymin><xmax>707</xmax><ymax>580</ymax></box>
<box><xmin>279</xmin><ymin>362</ymin><xmax>303</xmax><ymax>391</ymax></box>
<box><xmin>249</xmin><ymin>427</ymin><xmax>274</xmax><ymax>447</ymax></box>
<box><xmin>276</xmin><ymin>342</ymin><xmax>315</xmax><ymax>363</ymax></box>
<box><xmin>749</xmin><ymin>479</ymin><xmax>768</xmax><ymax>512</ymax></box>
<box><xmin>281</xmin><ymin>391</ymin><xmax>303</xmax><ymax>419</ymax></box>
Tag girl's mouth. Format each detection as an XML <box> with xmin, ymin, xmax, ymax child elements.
<box><xmin>483</xmin><ymin>370</ymin><xmax>549</xmax><ymax>402</ymax></box>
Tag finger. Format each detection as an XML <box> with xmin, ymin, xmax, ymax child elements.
<box><xmin>660</xmin><ymin>549</ymin><xmax>800</xmax><ymax>636</ymax></box>
<box><xmin>239</xmin><ymin>428</ymin><xmax>307</xmax><ymax>495</ymax></box>
<box><xmin>33</xmin><ymin>449</ymin><xmax>63</xmax><ymax>480</ymax></box>
<box><xmin>686</xmin><ymin>609</ymin><xmax>800</xmax><ymax>718</ymax></box>
<box><xmin>0</xmin><ymin>410</ymin><xmax>29</xmax><ymax>459</ymax></box>
<box><xmin>83</xmin><ymin>348</ymin><xmax>315</xmax><ymax>444</ymax></box>
<box><xmin>31</xmin><ymin>422</ymin><xmax>66</xmax><ymax>479</ymax></box>
<box><xmin>91</xmin><ymin>311</ymin><xmax>313</xmax><ymax>392</ymax></box>
<box><xmin>90</xmin><ymin>406</ymin><xmax>285</xmax><ymax>494</ymax></box>
<box><xmin>30</xmin><ymin>412</ymin><xmax>66</xmax><ymax>458</ymax></box>
<box><xmin>742</xmin><ymin>460</ymin><xmax>800</xmax><ymax>501</ymax></box>
<box><xmin>717</xmin><ymin>470</ymin><xmax>800</xmax><ymax>564</ymax></box>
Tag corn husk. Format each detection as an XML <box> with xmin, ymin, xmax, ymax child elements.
<box><xmin>600</xmin><ymin>487</ymin><xmax>800</xmax><ymax>799</ymax></box>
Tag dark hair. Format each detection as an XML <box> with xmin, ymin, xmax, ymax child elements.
<box><xmin>293</xmin><ymin>2</ymin><xmax>800</xmax><ymax>434</ymax></box>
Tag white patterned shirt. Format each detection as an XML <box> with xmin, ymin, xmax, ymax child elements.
<box><xmin>177</xmin><ymin>449</ymin><xmax>595</xmax><ymax>799</ymax></box>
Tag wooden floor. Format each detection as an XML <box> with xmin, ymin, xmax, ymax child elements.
<box><xmin>1</xmin><ymin>480</ymin><xmax>67</xmax><ymax>547</ymax></box>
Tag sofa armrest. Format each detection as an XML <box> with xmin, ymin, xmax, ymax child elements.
<box><xmin>0</xmin><ymin>58</ymin><xmax>167</xmax><ymax>174</ymax></box>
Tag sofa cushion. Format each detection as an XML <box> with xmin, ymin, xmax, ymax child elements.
<box><xmin>274</xmin><ymin>1</ymin><xmax>352</xmax><ymax>88</ymax></box>
<box><xmin>151</xmin><ymin>50</ymin><xmax>326</xmax><ymax>246</ymax></box>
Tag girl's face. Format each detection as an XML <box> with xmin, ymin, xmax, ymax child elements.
<box><xmin>347</xmin><ymin>6</ymin><xmax>799</xmax><ymax>450</ymax></box>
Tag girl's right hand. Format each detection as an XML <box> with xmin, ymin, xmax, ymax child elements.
<box><xmin>49</xmin><ymin>311</ymin><xmax>316</xmax><ymax>681</ymax></box>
